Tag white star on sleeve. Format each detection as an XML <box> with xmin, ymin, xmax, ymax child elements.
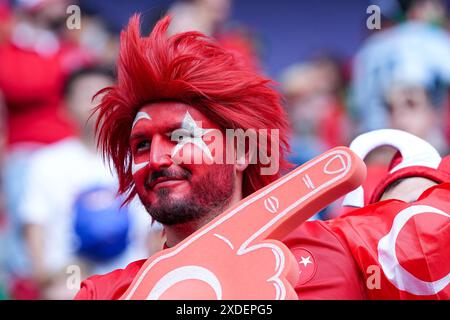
<box><xmin>300</xmin><ymin>256</ymin><xmax>312</xmax><ymax>267</ymax></box>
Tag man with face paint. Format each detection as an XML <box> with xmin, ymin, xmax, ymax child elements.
<box><xmin>130</xmin><ymin>103</ymin><xmax>239</xmax><ymax>246</ymax></box>
<box><xmin>75</xmin><ymin>16</ymin><xmax>450</xmax><ymax>300</ymax></box>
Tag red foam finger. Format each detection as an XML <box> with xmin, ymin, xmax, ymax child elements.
<box><xmin>120</xmin><ymin>147</ymin><xmax>366</xmax><ymax>300</ymax></box>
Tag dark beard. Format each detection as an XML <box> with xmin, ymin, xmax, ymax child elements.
<box><xmin>142</xmin><ymin>166</ymin><xmax>235</xmax><ymax>226</ymax></box>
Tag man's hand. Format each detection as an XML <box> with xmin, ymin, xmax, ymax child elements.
<box><xmin>120</xmin><ymin>147</ymin><xmax>366</xmax><ymax>300</ymax></box>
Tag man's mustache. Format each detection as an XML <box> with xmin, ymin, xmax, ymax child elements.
<box><xmin>146</xmin><ymin>168</ymin><xmax>192</xmax><ymax>188</ymax></box>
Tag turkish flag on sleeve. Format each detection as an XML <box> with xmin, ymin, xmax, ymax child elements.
<box><xmin>327</xmin><ymin>183</ymin><xmax>450</xmax><ymax>299</ymax></box>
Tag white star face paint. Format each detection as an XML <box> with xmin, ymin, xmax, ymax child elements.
<box><xmin>171</xmin><ymin>111</ymin><xmax>214</xmax><ymax>163</ymax></box>
<box><xmin>131</xmin><ymin>111</ymin><xmax>152</xmax><ymax>175</ymax></box>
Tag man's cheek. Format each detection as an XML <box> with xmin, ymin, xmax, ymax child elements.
<box><xmin>205</xmin><ymin>130</ymin><xmax>225</xmax><ymax>165</ymax></box>
<box><xmin>171</xmin><ymin>145</ymin><xmax>210</xmax><ymax>165</ymax></box>
<box><xmin>171</xmin><ymin>139</ymin><xmax>224</xmax><ymax>166</ymax></box>
<box><xmin>132</xmin><ymin>165</ymin><xmax>148</xmax><ymax>191</ymax></box>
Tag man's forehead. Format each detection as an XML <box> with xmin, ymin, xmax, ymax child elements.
<box><xmin>139</xmin><ymin>101</ymin><xmax>202</xmax><ymax>117</ymax></box>
<box><xmin>139</xmin><ymin>101</ymin><xmax>192</xmax><ymax>114</ymax></box>
<box><xmin>132</xmin><ymin>101</ymin><xmax>216</xmax><ymax>130</ymax></box>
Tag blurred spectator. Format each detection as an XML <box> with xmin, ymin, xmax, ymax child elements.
<box><xmin>281</xmin><ymin>56</ymin><xmax>351</xmax><ymax>166</ymax></box>
<box><xmin>280</xmin><ymin>56</ymin><xmax>352</xmax><ymax>220</ymax></box>
<box><xmin>385</xmin><ymin>84</ymin><xmax>448</xmax><ymax>153</ymax></box>
<box><xmin>0</xmin><ymin>0</ymin><xmax>12</xmax><ymax>44</ymax></box>
<box><xmin>0</xmin><ymin>0</ymin><xmax>82</xmax><ymax>299</ymax></box>
<box><xmin>345</xmin><ymin>0</ymin><xmax>450</xmax><ymax>223</ymax></box>
<box><xmin>167</xmin><ymin>0</ymin><xmax>231</xmax><ymax>36</ymax></box>
<box><xmin>0</xmin><ymin>0</ymin><xmax>126</xmax><ymax>299</ymax></box>
<box><xmin>61</xmin><ymin>8</ymin><xmax>119</xmax><ymax>68</ymax></box>
<box><xmin>0</xmin><ymin>91</ymin><xmax>8</xmax><ymax>300</ymax></box>
<box><xmin>351</xmin><ymin>0</ymin><xmax>450</xmax><ymax>152</ymax></box>
<box><xmin>0</xmin><ymin>91</ymin><xmax>5</xmax><ymax>178</ymax></box>
<box><xmin>0</xmin><ymin>0</ymin><xmax>90</xmax><ymax>147</ymax></box>
<box><xmin>166</xmin><ymin>0</ymin><xmax>260</xmax><ymax>71</ymax></box>
<box><xmin>9</xmin><ymin>67</ymin><xmax>159</xmax><ymax>299</ymax></box>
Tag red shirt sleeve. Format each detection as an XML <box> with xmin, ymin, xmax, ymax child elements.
<box><xmin>74</xmin><ymin>259</ymin><xmax>146</xmax><ymax>300</ymax></box>
<box><xmin>74</xmin><ymin>278</ymin><xmax>96</xmax><ymax>300</ymax></box>
<box><xmin>283</xmin><ymin>220</ymin><xmax>367</xmax><ymax>299</ymax></box>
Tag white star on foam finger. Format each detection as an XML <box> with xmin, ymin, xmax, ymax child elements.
<box><xmin>300</xmin><ymin>256</ymin><xmax>312</xmax><ymax>267</ymax></box>
<box><xmin>171</xmin><ymin>111</ymin><xmax>214</xmax><ymax>160</ymax></box>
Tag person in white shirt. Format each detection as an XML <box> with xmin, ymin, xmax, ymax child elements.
<box><xmin>351</xmin><ymin>0</ymin><xmax>450</xmax><ymax>146</ymax></box>
<box><xmin>17</xmin><ymin>67</ymin><xmax>161</xmax><ymax>299</ymax></box>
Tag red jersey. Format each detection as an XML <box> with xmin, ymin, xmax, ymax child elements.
<box><xmin>0</xmin><ymin>41</ymin><xmax>87</xmax><ymax>146</ymax></box>
<box><xmin>328</xmin><ymin>183</ymin><xmax>450</xmax><ymax>299</ymax></box>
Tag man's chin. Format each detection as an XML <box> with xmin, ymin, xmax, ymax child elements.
<box><xmin>138</xmin><ymin>168</ymin><xmax>235</xmax><ymax>226</ymax></box>
<box><xmin>140</xmin><ymin>192</ymin><xmax>199</xmax><ymax>225</ymax></box>
<box><xmin>145</xmin><ymin>201</ymin><xmax>205</xmax><ymax>226</ymax></box>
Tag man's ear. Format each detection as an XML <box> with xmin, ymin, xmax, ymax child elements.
<box><xmin>235</xmin><ymin>148</ymin><xmax>251</xmax><ymax>173</ymax></box>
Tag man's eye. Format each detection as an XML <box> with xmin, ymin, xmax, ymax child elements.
<box><xmin>171</xmin><ymin>129</ymin><xmax>194</xmax><ymax>142</ymax></box>
<box><xmin>136</xmin><ymin>140</ymin><xmax>150</xmax><ymax>151</ymax></box>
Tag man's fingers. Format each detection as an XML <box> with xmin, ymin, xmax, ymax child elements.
<box><xmin>198</xmin><ymin>147</ymin><xmax>366</xmax><ymax>249</ymax></box>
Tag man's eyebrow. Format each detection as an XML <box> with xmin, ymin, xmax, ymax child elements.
<box><xmin>129</xmin><ymin>132</ymin><xmax>149</xmax><ymax>141</ymax></box>
<box><xmin>130</xmin><ymin>121</ymin><xmax>184</xmax><ymax>140</ymax></box>
<box><xmin>166</xmin><ymin>122</ymin><xmax>185</xmax><ymax>132</ymax></box>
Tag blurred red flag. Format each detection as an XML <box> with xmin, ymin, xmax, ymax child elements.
<box><xmin>328</xmin><ymin>183</ymin><xmax>450</xmax><ymax>299</ymax></box>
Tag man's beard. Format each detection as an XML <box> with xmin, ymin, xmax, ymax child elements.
<box><xmin>141</xmin><ymin>165</ymin><xmax>235</xmax><ymax>226</ymax></box>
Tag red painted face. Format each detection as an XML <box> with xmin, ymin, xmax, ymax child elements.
<box><xmin>130</xmin><ymin>101</ymin><xmax>235</xmax><ymax>225</ymax></box>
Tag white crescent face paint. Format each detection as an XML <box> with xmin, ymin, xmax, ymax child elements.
<box><xmin>132</xmin><ymin>161</ymin><xmax>149</xmax><ymax>175</ymax></box>
<box><xmin>132</xmin><ymin>111</ymin><xmax>152</xmax><ymax>129</ymax></box>
<box><xmin>171</xmin><ymin>111</ymin><xmax>214</xmax><ymax>161</ymax></box>
<box><xmin>131</xmin><ymin>111</ymin><xmax>152</xmax><ymax>175</ymax></box>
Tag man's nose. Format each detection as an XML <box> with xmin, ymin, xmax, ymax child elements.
<box><xmin>148</xmin><ymin>134</ymin><xmax>173</xmax><ymax>170</ymax></box>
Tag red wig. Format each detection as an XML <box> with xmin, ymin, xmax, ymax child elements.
<box><xmin>95</xmin><ymin>15</ymin><xmax>291</xmax><ymax>203</ymax></box>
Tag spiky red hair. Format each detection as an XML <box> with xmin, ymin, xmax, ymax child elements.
<box><xmin>95</xmin><ymin>15</ymin><xmax>291</xmax><ymax>203</ymax></box>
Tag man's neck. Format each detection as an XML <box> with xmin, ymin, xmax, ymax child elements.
<box><xmin>164</xmin><ymin>202</ymin><xmax>241</xmax><ymax>248</ymax></box>
<box><xmin>165</xmin><ymin>216</ymin><xmax>218</xmax><ymax>247</ymax></box>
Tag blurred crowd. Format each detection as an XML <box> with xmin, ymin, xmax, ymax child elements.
<box><xmin>0</xmin><ymin>0</ymin><xmax>449</xmax><ymax>299</ymax></box>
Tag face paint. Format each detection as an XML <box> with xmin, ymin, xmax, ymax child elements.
<box><xmin>131</xmin><ymin>111</ymin><xmax>152</xmax><ymax>175</ymax></box>
<box><xmin>171</xmin><ymin>111</ymin><xmax>214</xmax><ymax>163</ymax></box>
<box><xmin>132</xmin><ymin>161</ymin><xmax>149</xmax><ymax>175</ymax></box>
<box><xmin>129</xmin><ymin>102</ymin><xmax>235</xmax><ymax>226</ymax></box>
<box><xmin>132</xmin><ymin>111</ymin><xmax>152</xmax><ymax>129</ymax></box>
